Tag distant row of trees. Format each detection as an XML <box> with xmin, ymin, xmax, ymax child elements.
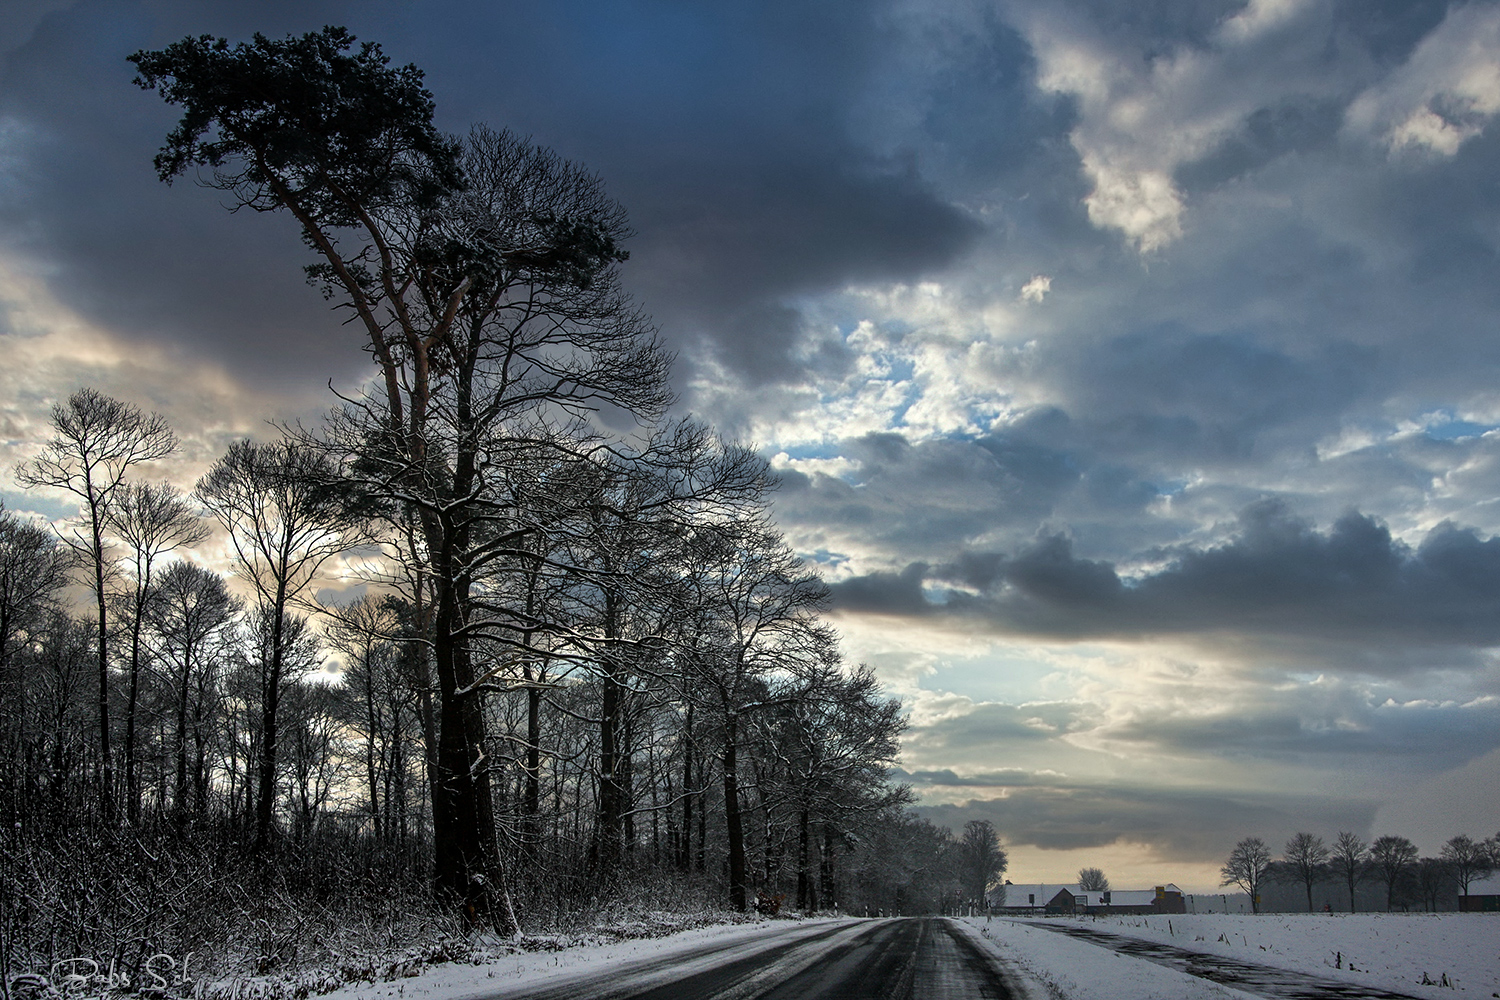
<box><xmin>835</xmin><ymin>817</ymin><xmax>1008</xmax><ymax>916</ymax></box>
<box><xmin>1221</xmin><ymin>831</ymin><xmax>1498</xmax><ymax>913</ymax></box>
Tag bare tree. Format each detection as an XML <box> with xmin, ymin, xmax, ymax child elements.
<box><xmin>1328</xmin><ymin>831</ymin><xmax>1369</xmax><ymax>913</ymax></box>
<box><xmin>1414</xmin><ymin>857</ymin><xmax>1452</xmax><ymax>912</ymax></box>
<box><xmin>760</xmin><ymin>661</ymin><xmax>909</xmax><ymax>912</ymax></box>
<box><xmin>957</xmin><ymin>820</ymin><xmax>1008</xmax><ymax>908</ymax></box>
<box><xmin>326</xmin><ymin>595</ymin><xmax>414</xmax><ymax>843</ymax></box>
<box><xmin>17</xmin><ymin>388</ymin><xmax>176</xmax><ymax>819</ymax></box>
<box><xmin>280</xmin><ymin>677</ymin><xmax>349</xmax><ymax>840</ymax></box>
<box><xmin>1440</xmin><ymin>835</ymin><xmax>1493</xmax><ymax>899</ymax></box>
<box><xmin>110</xmin><ymin>482</ymin><xmax>209</xmax><ymax>821</ymax></box>
<box><xmin>0</xmin><ymin>505</ymin><xmax>74</xmax><ymax>827</ymax></box>
<box><xmin>197</xmin><ymin>439</ymin><xmax>359</xmax><ymax>848</ymax></box>
<box><xmin>1077</xmin><ymin>867</ymin><xmax>1110</xmax><ymax>893</ymax></box>
<box><xmin>681</xmin><ymin>521</ymin><xmax>835</xmax><ymax>912</ymax></box>
<box><xmin>1369</xmin><ymin>835</ymin><xmax>1419</xmax><ymax>910</ymax></box>
<box><xmin>1221</xmin><ymin>837</ymin><xmax>1273</xmax><ymax>913</ymax></box>
<box><xmin>0</xmin><ymin>504</ymin><xmax>72</xmax><ymax>673</ymax></box>
<box><xmin>1279</xmin><ymin>832</ymin><xmax>1330</xmax><ymax>913</ymax></box>
<box><xmin>148</xmin><ymin>561</ymin><xmax>239</xmax><ymax>821</ymax></box>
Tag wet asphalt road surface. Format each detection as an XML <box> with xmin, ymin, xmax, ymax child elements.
<box><xmin>496</xmin><ymin>918</ymin><xmax>1020</xmax><ymax>1000</ymax></box>
<box><xmin>1029</xmin><ymin>920</ymin><xmax>1430</xmax><ymax>999</ymax></box>
<box><xmin>486</xmin><ymin>916</ymin><xmax>1441</xmax><ymax>999</ymax></box>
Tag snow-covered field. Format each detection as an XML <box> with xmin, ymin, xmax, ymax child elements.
<box><xmin>964</xmin><ymin>912</ymin><xmax>1500</xmax><ymax>999</ymax></box>
<box><xmin>953</xmin><ymin>918</ymin><xmax>1262</xmax><ymax>999</ymax></box>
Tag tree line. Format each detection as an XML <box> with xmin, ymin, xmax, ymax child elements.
<box><xmin>0</xmin><ymin>26</ymin><xmax>1014</xmax><ymax>986</ymax></box>
<box><xmin>1221</xmin><ymin>831</ymin><xmax>1498</xmax><ymax>913</ymax></box>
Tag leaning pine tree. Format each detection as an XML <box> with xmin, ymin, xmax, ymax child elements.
<box><xmin>131</xmin><ymin>28</ymin><xmax>676</xmax><ymax>934</ymax></box>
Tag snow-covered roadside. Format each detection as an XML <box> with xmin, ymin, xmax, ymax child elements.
<box><xmin>951</xmin><ymin>917</ymin><xmax>1262</xmax><ymax>1000</ymax></box>
<box><xmin>314</xmin><ymin>915</ymin><xmax>852</xmax><ymax>1000</ymax></box>
<box><xmin>1000</xmin><ymin>913</ymin><xmax>1500</xmax><ymax>999</ymax></box>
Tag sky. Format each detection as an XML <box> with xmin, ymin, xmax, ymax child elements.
<box><xmin>3</xmin><ymin>0</ymin><xmax>1500</xmax><ymax>892</ymax></box>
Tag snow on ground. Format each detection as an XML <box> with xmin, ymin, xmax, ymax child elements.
<box><xmin>952</xmin><ymin>917</ymin><xmax>1263</xmax><ymax>1000</ymax></box>
<box><xmin>211</xmin><ymin>911</ymin><xmax>1500</xmax><ymax>1000</ymax></box>
<box><xmin>314</xmin><ymin>915</ymin><xmax>851</xmax><ymax>1000</ymax></box>
<box><xmin>1000</xmin><ymin>912</ymin><xmax>1500</xmax><ymax>999</ymax></box>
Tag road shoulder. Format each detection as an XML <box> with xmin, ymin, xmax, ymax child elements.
<box><xmin>955</xmin><ymin>916</ymin><xmax>1264</xmax><ymax>1000</ymax></box>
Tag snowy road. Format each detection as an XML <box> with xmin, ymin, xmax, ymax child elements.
<box><xmin>479</xmin><ymin>918</ymin><xmax>1022</xmax><ymax>999</ymax></box>
<box><xmin>329</xmin><ymin>912</ymin><xmax>1488</xmax><ymax>1000</ymax></box>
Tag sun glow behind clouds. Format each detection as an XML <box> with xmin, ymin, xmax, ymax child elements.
<box><xmin>0</xmin><ymin>255</ymin><xmax>254</xmax><ymax>495</ymax></box>
<box><xmin>0</xmin><ymin>251</ymin><xmax>352</xmax><ymax>602</ymax></box>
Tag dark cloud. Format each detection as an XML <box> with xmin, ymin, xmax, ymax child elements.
<box><xmin>1175</xmin><ymin>97</ymin><xmax>1344</xmax><ymax>192</ymax></box>
<box><xmin>772</xmin><ymin>430</ymin><xmax>1084</xmax><ymax>563</ymax></box>
<box><xmin>918</xmin><ymin>783</ymin><xmax>1378</xmax><ymax>858</ymax></box>
<box><xmin>895</xmin><ymin>767</ymin><xmax>1051</xmax><ymax>788</ymax></box>
<box><xmin>0</xmin><ymin>0</ymin><xmax>983</xmax><ymax>395</ymax></box>
<box><xmin>1330</xmin><ymin>0</ymin><xmax>1453</xmax><ymax>68</ymax></box>
<box><xmin>829</xmin><ymin>562</ymin><xmax>930</xmax><ymax>616</ymax></box>
<box><xmin>832</xmin><ymin>499</ymin><xmax>1500</xmax><ymax>654</ymax></box>
<box><xmin>1108</xmin><ymin>694</ymin><xmax>1500</xmax><ymax>773</ymax></box>
<box><xmin>629</xmin><ymin>158</ymin><xmax>982</xmax><ymax>383</ymax></box>
<box><xmin>1038</xmin><ymin>331</ymin><xmax>1376</xmax><ymax>464</ymax></box>
<box><xmin>1060</xmin><ymin>0</ymin><xmax>1250</xmax><ymax>53</ymax></box>
<box><xmin>0</xmin><ymin>0</ymin><xmax>369</xmax><ymax>389</ymax></box>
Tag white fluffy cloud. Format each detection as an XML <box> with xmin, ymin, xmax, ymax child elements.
<box><xmin>1015</xmin><ymin>0</ymin><xmax>1344</xmax><ymax>250</ymax></box>
<box><xmin>1019</xmin><ymin>274</ymin><xmax>1051</xmax><ymax>303</ymax></box>
<box><xmin>1346</xmin><ymin>2</ymin><xmax>1500</xmax><ymax>156</ymax></box>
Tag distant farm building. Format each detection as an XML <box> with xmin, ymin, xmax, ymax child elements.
<box><xmin>989</xmin><ymin>882</ymin><xmax>1186</xmax><ymax>915</ymax></box>
<box><xmin>1459</xmin><ymin>875</ymin><xmax>1500</xmax><ymax>913</ymax></box>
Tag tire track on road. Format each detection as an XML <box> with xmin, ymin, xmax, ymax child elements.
<box><xmin>492</xmin><ymin>920</ymin><xmax>869</xmax><ymax>1000</ymax></box>
<box><xmin>489</xmin><ymin>918</ymin><xmax>1024</xmax><ymax>1000</ymax></box>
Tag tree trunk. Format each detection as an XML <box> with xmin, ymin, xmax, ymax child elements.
<box><xmin>429</xmin><ymin>566</ymin><xmax>519</xmax><ymax>937</ymax></box>
<box><xmin>524</xmin><ymin>684</ymin><xmax>541</xmax><ymax>864</ymax></box>
<box><xmin>696</xmin><ymin>751</ymin><xmax>707</xmax><ymax>873</ymax></box>
<box><xmin>621</xmin><ymin>702</ymin><xmax>635</xmax><ymax>852</ymax></box>
<box><xmin>595</xmin><ymin>667</ymin><xmax>624</xmax><ymax>870</ymax></box>
<box><xmin>723</xmin><ymin>715</ymin><xmax>747</xmax><ymax>912</ymax></box>
<box><xmin>254</xmin><ymin>588</ymin><xmax>287</xmax><ymax>851</ymax></box>
<box><xmin>796</xmin><ymin>806</ymin><xmax>811</xmax><ymax>911</ymax></box>
<box><xmin>680</xmin><ymin>701</ymin><xmax>694</xmax><ymax>872</ymax></box>
<box><xmin>124</xmin><ymin>596</ymin><xmax>145</xmax><ymax>825</ymax></box>
<box><xmin>364</xmin><ymin>658</ymin><xmax>382</xmax><ymax>840</ymax></box>
<box><xmin>89</xmin><ymin>500</ymin><xmax>113</xmax><ymax>823</ymax></box>
<box><xmin>594</xmin><ymin>587</ymin><xmax>626</xmax><ymax>873</ymax></box>
<box><xmin>819</xmin><ymin>824</ymin><xmax>835</xmax><ymax>909</ymax></box>
<box><xmin>173</xmin><ymin>647</ymin><xmax>191</xmax><ymax>823</ymax></box>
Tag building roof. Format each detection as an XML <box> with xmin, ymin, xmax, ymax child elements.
<box><xmin>990</xmin><ymin>882</ymin><xmax>1182</xmax><ymax>907</ymax></box>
